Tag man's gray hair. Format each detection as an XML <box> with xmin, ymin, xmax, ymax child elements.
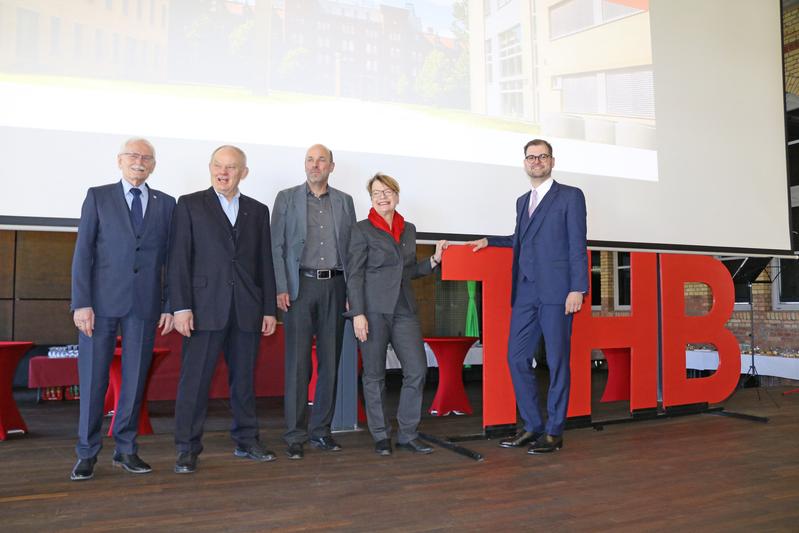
<box><xmin>119</xmin><ymin>137</ymin><xmax>156</xmax><ymax>158</ymax></box>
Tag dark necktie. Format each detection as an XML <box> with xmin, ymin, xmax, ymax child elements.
<box><xmin>130</xmin><ymin>188</ymin><xmax>144</xmax><ymax>234</ymax></box>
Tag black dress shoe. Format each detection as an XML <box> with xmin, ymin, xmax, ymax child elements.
<box><xmin>528</xmin><ymin>434</ymin><xmax>563</xmax><ymax>454</ymax></box>
<box><xmin>374</xmin><ymin>439</ymin><xmax>392</xmax><ymax>456</ymax></box>
<box><xmin>396</xmin><ymin>438</ymin><xmax>433</xmax><ymax>454</ymax></box>
<box><xmin>112</xmin><ymin>452</ymin><xmax>152</xmax><ymax>474</ymax></box>
<box><xmin>286</xmin><ymin>442</ymin><xmax>304</xmax><ymax>460</ymax></box>
<box><xmin>70</xmin><ymin>457</ymin><xmax>97</xmax><ymax>481</ymax></box>
<box><xmin>498</xmin><ymin>429</ymin><xmax>542</xmax><ymax>448</ymax></box>
<box><xmin>234</xmin><ymin>442</ymin><xmax>277</xmax><ymax>462</ymax></box>
<box><xmin>175</xmin><ymin>452</ymin><xmax>198</xmax><ymax>474</ymax></box>
<box><xmin>310</xmin><ymin>436</ymin><xmax>342</xmax><ymax>452</ymax></box>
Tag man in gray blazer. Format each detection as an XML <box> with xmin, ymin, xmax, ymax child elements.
<box><xmin>70</xmin><ymin>138</ymin><xmax>175</xmax><ymax>481</ymax></box>
<box><xmin>271</xmin><ymin>144</ymin><xmax>356</xmax><ymax>459</ymax></box>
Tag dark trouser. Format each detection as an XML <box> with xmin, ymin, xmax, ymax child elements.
<box><xmin>507</xmin><ymin>275</ymin><xmax>573</xmax><ymax>436</ymax></box>
<box><xmin>283</xmin><ymin>275</ymin><xmax>346</xmax><ymax>444</ymax></box>
<box><xmin>359</xmin><ymin>296</ymin><xmax>427</xmax><ymax>444</ymax></box>
<box><xmin>174</xmin><ymin>312</ymin><xmax>261</xmax><ymax>455</ymax></box>
<box><xmin>76</xmin><ymin>313</ymin><xmax>156</xmax><ymax>459</ymax></box>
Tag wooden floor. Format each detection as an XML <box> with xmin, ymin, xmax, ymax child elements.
<box><xmin>2</xmin><ymin>376</ymin><xmax>798</xmax><ymax>532</ymax></box>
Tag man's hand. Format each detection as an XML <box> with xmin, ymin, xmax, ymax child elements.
<box><xmin>277</xmin><ymin>292</ymin><xmax>291</xmax><ymax>313</ymax></box>
<box><xmin>464</xmin><ymin>238</ymin><xmax>488</xmax><ymax>252</ymax></box>
<box><xmin>174</xmin><ymin>310</ymin><xmax>194</xmax><ymax>337</ymax></box>
<box><xmin>73</xmin><ymin>307</ymin><xmax>95</xmax><ymax>338</ymax></box>
<box><xmin>159</xmin><ymin>313</ymin><xmax>174</xmax><ymax>335</ymax></box>
<box><xmin>353</xmin><ymin>314</ymin><xmax>368</xmax><ymax>342</ymax></box>
<box><xmin>565</xmin><ymin>291</ymin><xmax>584</xmax><ymax>315</ymax></box>
<box><xmin>262</xmin><ymin>315</ymin><xmax>277</xmax><ymax>336</ymax></box>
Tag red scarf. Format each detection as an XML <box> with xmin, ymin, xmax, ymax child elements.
<box><xmin>368</xmin><ymin>207</ymin><xmax>405</xmax><ymax>243</ymax></box>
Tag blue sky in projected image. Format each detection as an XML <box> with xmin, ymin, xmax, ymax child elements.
<box><xmin>384</xmin><ymin>0</ymin><xmax>456</xmax><ymax>37</ymax></box>
<box><xmin>268</xmin><ymin>0</ymin><xmax>457</xmax><ymax>37</ymax></box>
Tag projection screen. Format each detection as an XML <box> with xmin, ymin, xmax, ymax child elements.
<box><xmin>0</xmin><ymin>0</ymin><xmax>792</xmax><ymax>255</ymax></box>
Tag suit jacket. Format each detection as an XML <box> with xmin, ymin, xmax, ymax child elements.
<box><xmin>346</xmin><ymin>219</ymin><xmax>434</xmax><ymax>316</ymax></box>
<box><xmin>168</xmin><ymin>187</ymin><xmax>277</xmax><ymax>332</ymax></box>
<box><xmin>271</xmin><ymin>184</ymin><xmax>356</xmax><ymax>300</ymax></box>
<box><xmin>71</xmin><ymin>181</ymin><xmax>175</xmax><ymax>320</ymax></box>
<box><xmin>488</xmin><ymin>180</ymin><xmax>588</xmax><ymax>306</ymax></box>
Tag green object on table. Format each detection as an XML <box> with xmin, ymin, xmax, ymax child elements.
<box><xmin>465</xmin><ymin>280</ymin><xmax>479</xmax><ymax>337</ymax></box>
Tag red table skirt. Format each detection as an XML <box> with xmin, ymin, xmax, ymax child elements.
<box><xmin>27</xmin><ymin>326</ymin><xmax>285</xmax><ymax>400</ymax></box>
<box><xmin>1</xmin><ymin>342</ymin><xmax>34</xmax><ymax>439</ymax></box>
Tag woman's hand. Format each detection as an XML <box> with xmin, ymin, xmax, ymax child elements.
<box><xmin>354</xmin><ymin>314</ymin><xmax>369</xmax><ymax>342</ymax></box>
<box><xmin>433</xmin><ymin>240</ymin><xmax>449</xmax><ymax>263</ymax></box>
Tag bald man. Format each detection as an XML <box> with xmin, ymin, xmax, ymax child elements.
<box><xmin>271</xmin><ymin>144</ymin><xmax>356</xmax><ymax>459</ymax></box>
<box><xmin>169</xmin><ymin>145</ymin><xmax>278</xmax><ymax>473</ymax></box>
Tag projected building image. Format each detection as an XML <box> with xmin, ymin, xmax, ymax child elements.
<box><xmin>470</xmin><ymin>0</ymin><xmax>654</xmax><ymax>150</ymax></box>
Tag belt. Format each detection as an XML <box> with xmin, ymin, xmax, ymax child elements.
<box><xmin>300</xmin><ymin>268</ymin><xmax>344</xmax><ymax>280</ymax></box>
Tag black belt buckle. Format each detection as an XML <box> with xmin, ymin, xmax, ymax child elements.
<box><xmin>316</xmin><ymin>269</ymin><xmax>332</xmax><ymax>280</ymax></box>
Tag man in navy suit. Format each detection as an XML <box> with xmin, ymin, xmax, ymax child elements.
<box><xmin>169</xmin><ymin>145</ymin><xmax>278</xmax><ymax>474</ymax></box>
<box><xmin>70</xmin><ymin>138</ymin><xmax>176</xmax><ymax>480</ymax></box>
<box><xmin>468</xmin><ymin>139</ymin><xmax>587</xmax><ymax>454</ymax></box>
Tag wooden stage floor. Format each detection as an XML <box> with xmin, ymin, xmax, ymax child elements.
<box><xmin>2</xmin><ymin>376</ymin><xmax>798</xmax><ymax>532</ymax></box>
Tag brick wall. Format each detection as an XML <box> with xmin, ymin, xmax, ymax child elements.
<box><xmin>785</xmin><ymin>3</ymin><xmax>799</xmax><ymax>95</ymax></box>
<box><xmin>596</xmin><ymin>256</ymin><xmax>799</xmax><ymax>354</ymax></box>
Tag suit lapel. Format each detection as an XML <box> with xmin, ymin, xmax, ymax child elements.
<box><xmin>369</xmin><ymin>221</ymin><xmax>401</xmax><ymax>259</ymax></box>
<box><xmin>237</xmin><ymin>195</ymin><xmax>251</xmax><ymax>241</ymax></box>
<box><xmin>139</xmin><ymin>184</ymin><xmax>157</xmax><ymax>236</ymax></box>
<box><xmin>203</xmin><ymin>188</ymin><xmax>236</xmax><ymax>251</ymax></box>
<box><xmin>293</xmin><ymin>185</ymin><xmax>308</xmax><ymax>243</ymax></box>
<box><xmin>521</xmin><ymin>181</ymin><xmax>560</xmax><ymax>241</ymax></box>
<box><xmin>114</xmin><ymin>181</ymin><xmax>137</xmax><ymax>236</ymax></box>
<box><xmin>330</xmin><ymin>188</ymin><xmax>343</xmax><ymax>246</ymax></box>
<box><xmin>518</xmin><ymin>191</ymin><xmax>533</xmax><ymax>235</ymax></box>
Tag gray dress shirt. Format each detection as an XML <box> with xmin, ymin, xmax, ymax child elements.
<box><xmin>300</xmin><ymin>188</ymin><xmax>341</xmax><ymax>270</ymax></box>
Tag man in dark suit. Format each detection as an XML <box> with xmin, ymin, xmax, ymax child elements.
<box><xmin>70</xmin><ymin>137</ymin><xmax>175</xmax><ymax>481</ymax></box>
<box><xmin>169</xmin><ymin>145</ymin><xmax>278</xmax><ymax>474</ymax></box>
<box><xmin>468</xmin><ymin>139</ymin><xmax>587</xmax><ymax>454</ymax></box>
<box><xmin>271</xmin><ymin>144</ymin><xmax>356</xmax><ymax>460</ymax></box>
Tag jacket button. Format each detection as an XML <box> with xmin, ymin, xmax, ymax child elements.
<box><xmin>136</xmin><ymin>247</ymin><xmax>140</xmax><ymax>251</ymax></box>
<box><xmin>133</xmin><ymin>269</ymin><xmax>139</xmax><ymax>274</ymax></box>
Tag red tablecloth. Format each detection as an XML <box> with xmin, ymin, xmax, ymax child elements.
<box><xmin>106</xmin><ymin>347</ymin><xmax>170</xmax><ymax>436</ymax></box>
<box><xmin>0</xmin><ymin>342</ymin><xmax>33</xmax><ymax>440</ymax></box>
<box><xmin>601</xmin><ymin>348</ymin><xmax>631</xmax><ymax>402</ymax></box>
<box><xmin>28</xmin><ymin>326</ymin><xmax>286</xmax><ymax>401</ymax></box>
<box><xmin>425</xmin><ymin>337</ymin><xmax>478</xmax><ymax>416</ymax></box>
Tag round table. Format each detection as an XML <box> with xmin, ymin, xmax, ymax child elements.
<box><xmin>424</xmin><ymin>337</ymin><xmax>478</xmax><ymax>416</ymax></box>
<box><xmin>106</xmin><ymin>347</ymin><xmax>171</xmax><ymax>436</ymax></box>
<box><xmin>0</xmin><ymin>341</ymin><xmax>33</xmax><ymax>440</ymax></box>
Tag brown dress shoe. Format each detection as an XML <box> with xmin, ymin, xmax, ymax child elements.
<box><xmin>498</xmin><ymin>430</ymin><xmax>542</xmax><ymax>448</ymax></box>
<box><xmin>528</xmin><ymin>434</ymin><xmax>563</xmax><ymax>454</ymax></box>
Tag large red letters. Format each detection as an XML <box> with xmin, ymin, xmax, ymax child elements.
<box><xmin>442</xmin><ymin>247</ymin><xmax>740</xmax><ymax>428</ymax></box>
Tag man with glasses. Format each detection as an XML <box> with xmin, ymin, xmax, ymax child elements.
<box><xmin>271</xmin><ymin>144</ymin><xmax>356</xmax><ymax>460</ymax></box>
<box><xmin>467</xmin><ymin>139</ymin><xmax>587</xmax><ymax>455</ymax></box>
<box><xmin>169</xmin><ymin>145</ymin><xmax>278</xmax><ymax>474</ymax></box>
<box><xmin>70</xmin><ymin>138</ymin><xmax>175</xmax><ymax>480</ymax></box>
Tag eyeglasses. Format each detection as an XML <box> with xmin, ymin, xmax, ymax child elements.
<box><xmin>121</xmin><ymin>152</ymin><xmax>155</xmax><ymax>163</ymax></box>
<box><xmin>371</xmin><ymin>189</ymin><xmax>396</xmax><ymax>199</ymax></box>
<box><xmin>525</xmin><ymin>154</ymin><xmax>552</xmax><ymax>162</ymax></box>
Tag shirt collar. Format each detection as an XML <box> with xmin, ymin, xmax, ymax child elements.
<box><xmin>532</xmin><ymin>177</ymin><xmax>554</xmax><ymax>197</ymax></box>
<box><xmin>122</xmin><ymin>179</ymin><xmax>148</xmax><ymax>196</ymax></box>
<box><xmin>216</xmin><ymin>190</ymin><xmax>241</xmax><ymax>204</ymax></box>
<box><xmin>306</xmin><ymin>183</ymin><xmax>329</xmax><ymax>198</ymax></box>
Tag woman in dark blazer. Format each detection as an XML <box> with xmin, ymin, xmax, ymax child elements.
<box><xmin>346</xmin><ymin>173</ymin><xmax>447</xmax><ymax>456</ymax></box>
